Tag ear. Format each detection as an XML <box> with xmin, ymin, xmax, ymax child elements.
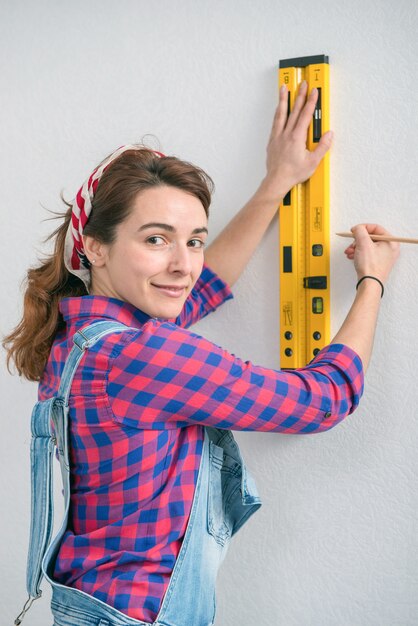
<box><xmin>83</xmin><ymin>235</ymin><xmax>107</xmax><ymax>267</ymax></box>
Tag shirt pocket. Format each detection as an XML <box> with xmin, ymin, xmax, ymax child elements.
<box><xmin>207</xmin><ymin>441</ymin><xmax>231</xmax><ymax>547</ymax></box>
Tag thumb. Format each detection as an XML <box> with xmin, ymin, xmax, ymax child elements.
<box><xmin>311</xmin><ymin>130</ymin><xmax>333</xmax><ymax>164</ymax></box>
<box><xmin>351</xmin><ymin>224</ymin><xmax>373</xmax><ymax>246</ymax></box>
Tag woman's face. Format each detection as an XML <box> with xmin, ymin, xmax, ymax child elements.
<box><xmin>87</xmin><ymin>185</ymin><xmax>208</xmax><ymax>319</ymax></box>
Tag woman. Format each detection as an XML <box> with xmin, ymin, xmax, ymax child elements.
<box><xmin>5</xmin><ymin>82</ymin><xmax>399</xmax><ymax>626</ymax></box>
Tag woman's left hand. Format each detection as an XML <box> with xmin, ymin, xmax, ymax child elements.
<box><xmin>261</xmin><ymin>80</ymin><xmax>333</xmax><ymax>200</ymax></box>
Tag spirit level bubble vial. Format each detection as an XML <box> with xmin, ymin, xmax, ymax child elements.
<box><xmin>278</xmin><ymin>55</ymin><xmax>330</xmax><ymax>368</ymax></box>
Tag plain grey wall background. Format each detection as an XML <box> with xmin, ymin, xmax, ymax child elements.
<box><xmin>1</xmin><ymin>1</ymin><xmax>418</xmax><ymax>624</ymax></box>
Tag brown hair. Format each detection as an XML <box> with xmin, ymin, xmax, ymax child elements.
<box><xmin>3</xmin><ymin>147</ymin><xmax>214</xmax><ymax>381</ymax></box>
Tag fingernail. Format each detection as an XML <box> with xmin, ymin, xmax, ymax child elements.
<box><xmin>280</xmin><ymin>84</ymin><xmax>287</xmax><ymax>94</ymax></box>
<box><xmin>300</xmin><ymin>80</ymin><xmax>307</xmax><ymax>89</ymax></box>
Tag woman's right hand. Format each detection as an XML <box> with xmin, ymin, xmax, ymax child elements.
<box><xmin>344</xmin><ymin>223</ymin><xmax>400</xmax><ymax>284</ymax></box>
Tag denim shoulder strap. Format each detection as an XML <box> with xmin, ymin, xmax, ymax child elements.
<box><xmin>15</xmin><ymin>320</ymin><xmax>131</xmax><ymax>625</ymax></box>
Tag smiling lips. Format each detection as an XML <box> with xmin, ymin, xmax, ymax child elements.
<box><xmin>151</xmin><ymin>283</ymin><xmax>188</xmax><ymax>298</ymax></box>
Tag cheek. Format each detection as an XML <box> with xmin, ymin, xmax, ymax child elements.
<box><xmin>115</xmin><ymin>244</ymin><xmax>163</xmax><ymax>274</ymax></box>
<box><xmin>192</xmin><ymin>253</ymin><xmax>205</xmax><ymax>278</ymax></box>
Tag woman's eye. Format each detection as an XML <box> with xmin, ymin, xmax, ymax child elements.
<box><xmin>188</xmin><ymin>239</ymin><xmax>205</xmax><ymax>249</ymax></box>
<box><xmin>147</xmin><ymin>236</ymin><xmax>166</xmax><ymax>245</ymax></box>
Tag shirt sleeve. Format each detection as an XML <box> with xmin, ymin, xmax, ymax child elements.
<box><xmin>107</xmin><ymin>320</ymin><xmax>364</xmax><ymax>435</ymax></box>
<box><xmin>173</xmin><ymin>264</ymin><xmax>233</xmax><ymax>328</ymax></box>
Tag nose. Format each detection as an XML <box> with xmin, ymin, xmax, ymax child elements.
<box><xmin>168</xmin><ymin>243</ymin><xmax>192</xmax><ymax>275</ymax></box>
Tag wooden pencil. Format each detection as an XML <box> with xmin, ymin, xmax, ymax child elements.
<box><xmin>336</xmin><ymin>232</ymin><xmax>418</xmax><ymax>244</ymax></box>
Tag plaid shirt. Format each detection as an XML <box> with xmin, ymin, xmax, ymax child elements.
<box><xmin>39</xmin><ymin>264</ymin><xmax>364</xmax><ymax>622</ymax></box>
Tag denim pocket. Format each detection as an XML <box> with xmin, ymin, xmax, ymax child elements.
<box><xmin>207</xmin><ymin>441</ymin><xmax>231</xmax><ymax>546</ymax></box>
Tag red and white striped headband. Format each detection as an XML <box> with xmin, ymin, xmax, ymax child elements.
<box><xmin>64</xmin><ymin>145</ymin><xmax>164</xmax><ymax>289</ymax></box>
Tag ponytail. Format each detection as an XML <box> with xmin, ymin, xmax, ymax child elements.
<box><xmin>3</xmin><ymin>205</ymin><xmax>87</xmax><ymax>381</ymax></box>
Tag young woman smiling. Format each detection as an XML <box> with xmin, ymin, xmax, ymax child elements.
<box><xmin>5</xmin><ymin>82</ymin><xmax>399</xmax><ymax>626</ymax></box>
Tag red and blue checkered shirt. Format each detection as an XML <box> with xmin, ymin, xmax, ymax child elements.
<box><xmin>39</xmin><ymin>264</ymin><xmax>364</xmax><ymax>622</ymax></box>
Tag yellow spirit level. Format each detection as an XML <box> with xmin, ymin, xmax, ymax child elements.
<box><xmin>278</xmin><ymin>55</ymin><xmax>330</xmax><ymax>368</ymax></box>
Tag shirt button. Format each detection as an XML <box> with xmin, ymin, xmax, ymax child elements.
<box><xmin>324</xmin><ymin>411</ymin><xmax>332</xmax><ymax>419</ymax></box>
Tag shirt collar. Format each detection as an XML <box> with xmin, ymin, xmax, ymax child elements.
<box><xmin>59</xmin><ymin>295</ymin><xmax>152</xmax><ymax>329</ymax></box>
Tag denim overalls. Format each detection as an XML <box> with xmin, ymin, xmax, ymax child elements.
<box><xmin>16</xmin><ymin>321</ymin><xmax>261</xmax><ymax>626</ymax></box>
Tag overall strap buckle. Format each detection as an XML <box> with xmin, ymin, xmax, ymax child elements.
<box><xmin>14</xmin><ymin>593</ymin><xmax>42</xmax><ymax>625</ymax></box>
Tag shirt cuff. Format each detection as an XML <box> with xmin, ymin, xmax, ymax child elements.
<box><xmin>305</xmin><ymin>343</ymin><xmax>365</xmax><ymax>414</ymax></box>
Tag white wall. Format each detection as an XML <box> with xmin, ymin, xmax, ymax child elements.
<box><xmin>2</xmin><ymin>1</ymin><xmax>418</xmax><ymax>624</ymax></box>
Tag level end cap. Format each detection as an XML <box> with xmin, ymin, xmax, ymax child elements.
<box><xmin>279</xmin><ymin>54</ymin><xmax>329</xmax><ymax>68</ymax></box>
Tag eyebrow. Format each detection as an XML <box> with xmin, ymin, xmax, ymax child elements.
<box><xmin>138</xmin><ymin>222</ymin><xmax>208</xmax><ymax>235</ymax></box>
